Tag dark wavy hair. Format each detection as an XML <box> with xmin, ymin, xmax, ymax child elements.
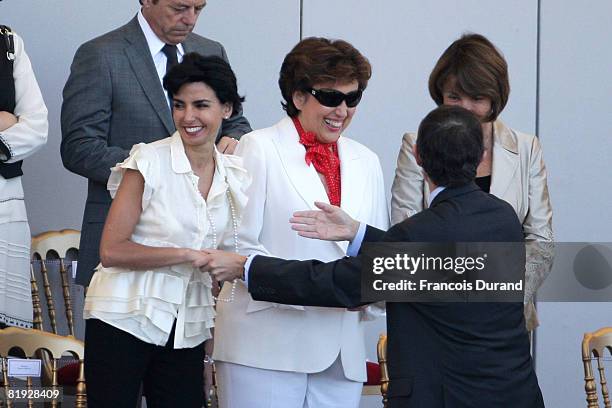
<box><xmin>417</xmin><ymin>106</ymin><xmax>484</xmax><ymax>187</ymax></box>
<box><xmin>428</xmin><ymin>33</ymin><xmax>509</xmax><ymax>122</ymax></box>
<box><xmin>279</xmin><ymin>37</ymin><xmax>371</xmax><ymax>117</ymax></box>
<box><xmin>163</xmin><ymin>53</ymin><xmax>244</xmax><ymax>114</ymax></box>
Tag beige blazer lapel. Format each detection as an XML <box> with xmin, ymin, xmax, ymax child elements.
<box><xmin>490</xmin><ymin>120</ymin><xmax>520</xmax><ymax>205</ymax></box>
<box><xmin>271</xmin><ymin>117</ymin><xmax>330</xmax><ymax>211</ymax></box>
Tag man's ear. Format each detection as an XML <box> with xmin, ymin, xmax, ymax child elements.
<box><xmin>292</xmin><ymin>91</ymin><xmax>307</xmax><ymax>111</ymax></box>
<box><xmin>413</xmin><ymin>144</ymin><xmax>423</xmax><ymax>167</ymax></box>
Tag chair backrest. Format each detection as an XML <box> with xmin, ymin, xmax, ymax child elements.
<box><xmin>378</xmin><ymin>334</ymin><xmax>389</xmax><ymax>407</ymax></box>
<box><xmin>583</xmin><ymin>327</ymin><xmax>612</xmax><ymax>408</ymax></box>
<box><xmin>0</xmin><ymin>327</ymin><xmax>86</xmax><ymax>407</ymax></box>
<box><xmin>30</xmin><ymin>230</ymin><xmax>81</xmax><ymax>337</ymax></box>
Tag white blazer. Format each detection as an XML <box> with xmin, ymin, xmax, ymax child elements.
<box><xmin>213</xmin><ymin>117</ymin><xmax>389</xmax><ymax>381</ymax></box>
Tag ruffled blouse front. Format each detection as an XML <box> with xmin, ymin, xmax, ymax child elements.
<box><xmin>83</xmin><ymin>132</ymin><xmax>249</xmax><ymax>349</ymax></box>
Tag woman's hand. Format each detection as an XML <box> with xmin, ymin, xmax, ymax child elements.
<box><xmin>187</xmin><ymin>249</ymin><xmax>212</xmax><ymax>268</ymax></box>
<box><xmin>0</xmin><ymin>111</ymin><xmax>17</xmax><ymax>132</ymax></box>
<box><xmin>217</xmin><ymin>136</ymin><xmax>238</xmax><ymax>154</ymax></box>
<box><xmin>195</xmin><ymin>249</ymin><xmax>246</xmax><ymax>283</ymax></box>
<box><xmin>290</xmin><ymin>201</ymin><xmax>360</xmax><ymax>241</ymax></box>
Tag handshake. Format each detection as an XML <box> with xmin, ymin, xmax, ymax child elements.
<box><xmin>194</xmin><ymin>201</ymin><xmax>359</xmax><ymax>284</ymax></box>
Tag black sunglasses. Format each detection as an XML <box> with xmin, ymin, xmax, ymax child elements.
<box><xmin>306</xmin><ymin>87</ymin><xmax>363</xmax><ymax>108</ymax></box>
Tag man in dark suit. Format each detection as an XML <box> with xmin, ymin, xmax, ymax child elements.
<box><xmin>203</xmin><ymin>105</ymin><xmax>544</xmax><ymax>407</ymax></box>
<box><xmin>61</xmin><ymin>0</ymin><xmax>251</xmax><ymax>287</ymax></box>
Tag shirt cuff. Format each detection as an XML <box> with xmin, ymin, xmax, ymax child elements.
<box><xmin>243</xmin><ymin>254</ymin><xmax>257</xmax><ymax>288</ymax></box>
<box><xmin>347</xmin><ymin>222</ymin><xmax>366</xmax><ymax>257</ymax></box>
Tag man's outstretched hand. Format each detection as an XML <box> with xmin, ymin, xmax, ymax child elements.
<box><xmin>290</xmin><ymin>201</ymin><xmax>360</xmax><ymax>242</ymax></box>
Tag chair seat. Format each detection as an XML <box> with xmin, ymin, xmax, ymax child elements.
<box><xmin>57</xmin><ymin>360</ymin><xmax>80</xmax><ymax>386</ymax></box>
<box><xmin>365</xmin><ymin>360</ymin><xmax>382</xmax><ymax>386</ymax></box>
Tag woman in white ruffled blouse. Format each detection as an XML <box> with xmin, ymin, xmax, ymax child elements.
<box><xmin>82</xmin><ymin>54</ymin><xmax>248</xmax><ymax>408</ymax></box>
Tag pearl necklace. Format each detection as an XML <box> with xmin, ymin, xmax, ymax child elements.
<box><xmin>205</xmin><ymin>182</ymin><xmax>239</xmax><ymax>303</ymax></box>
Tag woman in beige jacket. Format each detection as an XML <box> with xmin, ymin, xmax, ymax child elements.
<box><xmin>391</xmin><ymin>33</ymin><xmax>553</xmax><ymax>331</ymax></box>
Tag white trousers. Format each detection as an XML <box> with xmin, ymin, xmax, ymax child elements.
<box><xmin>215</xmin><ymin>355</ymin><xmax>362</xmax><ymax>408</ymax></box>
<box><xmin>0</xmin><ymin>221</ymin><xmax>32</xmax><ymax>328</ymax></box>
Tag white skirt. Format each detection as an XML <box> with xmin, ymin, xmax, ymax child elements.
<box><xmin>0</xmin><ymin>221</ymin><xmax>33</xmax><ymax>328</ymax></box>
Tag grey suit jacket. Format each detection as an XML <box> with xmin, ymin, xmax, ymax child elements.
<box><xmin>61</xmin><ymin>16</ymin><xmax>251</xmax><ymax>285</ymax></box>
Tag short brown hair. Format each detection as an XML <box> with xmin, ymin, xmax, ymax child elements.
<box><xmin>279</xmin><ymin>37</ymin><xmax>372</xmax><ymax>117</ymax></box>
<box><xmin>428</xmin><ymin>33</ymin><xmax>510</xmax><ymax>122</ymax></box>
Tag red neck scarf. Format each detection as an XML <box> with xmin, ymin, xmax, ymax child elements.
<box><xmin>292</xmin><ymin>117</ymin><xmax>341</xmax><ymax>206</ymax></box>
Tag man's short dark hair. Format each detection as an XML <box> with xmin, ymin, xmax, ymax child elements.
<box><xmin>416</xmin><ymin>105</ymin><xmax>483</xmax><ymax>187</ymax></box>
<box><xmin>163</xmin><ymin>53</ymin><xmax>244</xmax><ymax>114</ymax></box>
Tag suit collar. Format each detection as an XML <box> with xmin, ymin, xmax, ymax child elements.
<box><xmin>491</xmin><ymin>119</ymin><xmax>519</xmax><ymax>198</ymax></box>
<box><xmin>182</xmin><ymin>34</ymin><xmax>200</xmax><ymax>54</ymax></box>
<box><xmin>271</xmin><ymin>117</ymin><xmax>328</xmax><ymax>211</ymax></box>
<box><xmin>430</xmin><ymin>182</ymin><xmax>480</xmax><ymax>207</ymax></box>
<box><xmin>271</xmin><ymin>117</ymin><xmax>364</xmax><ymax>252</ymax></box>
<box><xmin>122</xmin><ymin>16</ymin><xmax>175</xmax><ymax>135</ymax></box>
<box><xmin>137</xmin><ymin>11</ymin><xmax>185</xmax><ymax>59</ymax></box>
<box><xmin>272</xmin><ymin>117</ymin><xmax>362</xmax><ymax>208</ymax></box>
<box><xmin>493</xmin><ymin>119</ymin><xmax>518</xmax><ymax>154</ymax></box>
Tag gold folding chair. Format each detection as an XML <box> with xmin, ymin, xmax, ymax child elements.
<box><xmin>361</xmin><ymin>334</ymin><xmax>389</xmax><ymax>407</ymax></box>
<box><xmin>0</xmin><ymin>327</ymin><xmax>86</xmax><ymax>407</ymax></box>
<box><xmin>583</xmin><ymin>327</ymin><xmax>612</xmax><ymax>408</ymax></box>
<box><xmin>378</xmin><ymin>334</ymin><xmax>389</xmax><ymax>407</ymax></box>
<box><xmin>30</xmin><ymin>229</ymin><xmax>80</xmax><ymax>336</ymax></box>
<box><xmin>30</xmin><ymin>230</ymin><xmax>84</xmax><ymax>398</ymax></box>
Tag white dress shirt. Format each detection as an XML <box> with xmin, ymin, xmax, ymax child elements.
<box><xmin>137</xmin><ymin>11</ymin><xmax>185</xmax><ymax>103</ymax></box>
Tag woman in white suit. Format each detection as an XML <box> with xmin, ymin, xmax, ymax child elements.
<box><xmin>213</xmin><ymin>37</ymin><xmax>389</xmax><ymax>408</ymax></box>
<box><xmin>391</xmin><ymin>33</ymin><xmax>553</xmax><ymax>331</ymax></box>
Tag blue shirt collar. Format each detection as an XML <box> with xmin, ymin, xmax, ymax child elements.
<box><xmin>428</xmin><ymin>185</ymin><xmax>446</xmax><ymax>207</ymax></box>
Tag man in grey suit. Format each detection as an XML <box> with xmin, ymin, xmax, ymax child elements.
<box><xmin>61</xmin><ymin>0</ymin><xmax>251</xmax><ymax>287</ymax></box>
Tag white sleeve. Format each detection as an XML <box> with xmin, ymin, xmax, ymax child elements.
<box><xmin>0</xmin><ymin>32</ymin><xmax>48</xmax><ymax>163</ymax></box>
<box><xmin>234</xmin><ymin>134</ymin><xmax>270</xmax><ymax>256</ymax></box>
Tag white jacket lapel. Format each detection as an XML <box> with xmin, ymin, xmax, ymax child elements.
<box><xmin>338</xmin><ymin>138</ymin><xmax>363</xmax><ymax>221</ymax></box>
<box><xmin>335</xmin><ymin>138</ymin><xmax>365</xmax><ymax>252</ymax></box>
<box><xmin>271</xmin><ymin>118</ymin><xmax>330</xmax><ymax>210</ymax></box>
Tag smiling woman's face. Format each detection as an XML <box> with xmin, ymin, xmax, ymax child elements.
<box><xmin>172</xmin><ymin>81</ymin><xmax>231</xmax><ymax>148</ymax></box>
<box><xmin>293</xmin><ymin>80</ymin><xmax>359</xmax><ymax>144</ymax></box>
